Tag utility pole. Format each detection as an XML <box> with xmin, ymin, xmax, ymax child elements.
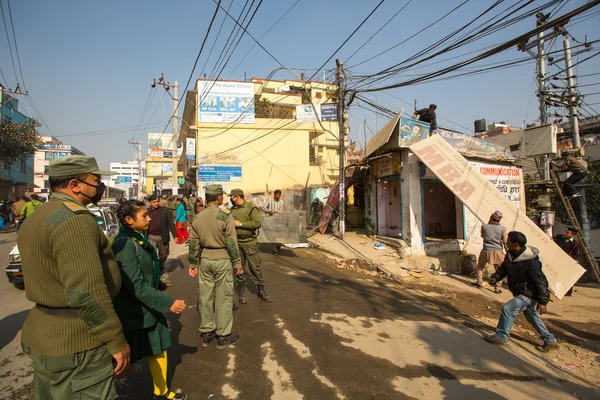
<box><xmin>151</xmin><ymin>74</ymin><xmax>180</xmax><ymax>195</ymax></box>
<box><xmin>128</xmin><ymin>139</ymin><xmax>143</xmax><ymax>199</ymax></box>
<box><xmin>336</xmin><ymin>59</ymin><xmax>346</xmax><ymax>240</ymax></box>
<box><xmin>560</xmin><ymin>27</ymin><xmax>591</xmax><ymax>244</ymax></box>
<box><xmin>537</xmin><ymin>12</ymin><xmax>548</xmax><ymax>128</ymax></box>
<box><xmin>363</xmin><ymin>118</ymin><xmax>367</xmax><ymax>159</ymax></box>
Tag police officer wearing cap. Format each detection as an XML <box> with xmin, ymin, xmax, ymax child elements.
<box><xmin>413</xmin><ymin>104</ymin><xmax>438</xmax><ymax>136</ymax></box>
<box><xmin>188</xmin><ymin>184</ymin><xmax>243</xmax><ymax>349</ymax></box>
<box><xmin>229</xmin><ymin>188</ymin><xmax>272</xmax><ymax>303</ymax></box>
<box><xmin>19</xmin><ymin>155</ymin><xmax>130</xmax><ymax>400</ymax></box>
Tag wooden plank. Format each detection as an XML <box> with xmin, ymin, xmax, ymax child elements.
<box><xmin>410</xmin><ymin>134</ymin><xmax>585</xmax><ymax>299</ymax></box>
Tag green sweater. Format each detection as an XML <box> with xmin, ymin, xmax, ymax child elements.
<box><xmin>18</xmin><ymin>192</ymin><xmax>126</xmax><ymax>356</ymax></box>
<box><xmin>230</xmin><ymin>200</ymin><xmax>262</xmax><ymax>244</ymax></box>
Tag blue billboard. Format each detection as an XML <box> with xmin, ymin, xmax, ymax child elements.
<box><xmin>198</xmin><ymin>166</ymin><xmax>242</xmax><ymax>183</ymax></box>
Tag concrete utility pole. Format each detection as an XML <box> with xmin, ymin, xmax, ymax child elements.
<box><xmin>151</xmin><ymin>74</ymin><xmax>180</xmax><ymax>195</ymax></box>
<box><xmin>537</xmin><ymin>12</ymin><xmax>549</xmax><ymax>128</ymax></box>
<box><xmin>561</xmin><ymin>27</ymin><xmax>591</xmax><ymax>244</ymax></box>
<box><xmin>128</xmin><ymin>139</ymin><xmax>143</xmax><ymax>199</ymax></box>
<box><xmin>336</xmin><ymin>59</ymin><xmax>346</xmax><ymax>240</ymax></box>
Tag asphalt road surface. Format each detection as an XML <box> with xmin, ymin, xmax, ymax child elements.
<box><xmin>1</xmin><ymin>237</ymin><xmax>598</xmax><ymax>399</ymax></box>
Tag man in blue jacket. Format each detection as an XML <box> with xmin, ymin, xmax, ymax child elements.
<box><xmin>484</xmin><ymin>231</ymin><xmax>558</xmax><ymax>353</ymax></box>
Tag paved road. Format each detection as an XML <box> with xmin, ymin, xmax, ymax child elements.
<box><xmin>1</xmin><ymin>239</ymin><xmax>598</xmax><ymax>399</ymax></box>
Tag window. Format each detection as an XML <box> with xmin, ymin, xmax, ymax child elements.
<box><xmin>20</xmin><ymin>158</ymin><xmax>26</xmax><ymax>173</ymax></box>
<box><xmin>44</xmin><ymin>180</ymin><xmax>51</xmax><ymax>189</ymax></box>
<box><xmin>44</xmin><ymin>166</ymin><xmax>49</xmax><ymax>174</ymax></box>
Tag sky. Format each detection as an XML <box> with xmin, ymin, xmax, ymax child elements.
<box><xmin>1</xmin><ymin>0</ymin><xmax>599</xmax><ymax>168</ymax></box>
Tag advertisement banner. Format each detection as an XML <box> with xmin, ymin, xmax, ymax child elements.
<box><xmin>149</xmin><ymin>148</ymin><xmax>163</xmax><ymax>158</ymax></box>
<box><xmin>198</xmin><ymin>81</ymin><xmax>255</xmax><ymax>124</ymax></box>
<box><xmin>398</xmin><ymin>115</ymin><xmax>431</xmax><ymax>146</ymax></box>
<box><xmin>320</xmin><ymin>104</ymin><xmax>338</xmax><ymax>121</ymax></box>
<box><xmin>148</xmin><ymin>133</ymin><xmax>173</xmax><ymax>151</ymax></box>
<box><xmin>372</xmin><ymin>153</ymin><xmax>402</xmax><ymax>178</ymax></box>
<box><xmin>148</xmin><ymin>163</ymin><xmax>162</xmax><ymax>177</ymax></box>
<box><xmin>296</xmin><ymin>105</ymin><xmax>321</xmax><ymax>122</ymax></box>
<box><xmin>186</xmin><ymin>138</ymin><xmax>196</xmax><ymax>160</ymax></box>
<box><xmin>116</xmin><ymin>176</ymin><xmax>133</xmax><ymax>184</ymax></box>
<box><xmin>197</xmin><ymin>153</ymin><xmax>241</xmax><ymax>165</ymax></box>
<box><xmin>409</xmin><ymin>134</ymin><xmax>585</xmax><ymax>299</ymax></box>
<box><xmin>469</xmin><ymin>161</ymin><xmax>523</xmax><ymax>209</ymax></box>
<box><xmin>162</xmin><ymin>164</ymin><xmax>173</xmax><ymax>174</ymax></box>
<box><xmin>198</xmin><ymin>165</ymin><xmax>242</xmax><ymax>182</ymax></box>
<box><xmin>163</xmin><ymin>149</ymin><xmax>173</xmax><ymax>158</ymax></box>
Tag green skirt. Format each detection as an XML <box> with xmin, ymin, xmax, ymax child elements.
<box><xmin>125</xmin><ymin>317</ymin><xmax>172</xmax><ymax>363</ymax></box>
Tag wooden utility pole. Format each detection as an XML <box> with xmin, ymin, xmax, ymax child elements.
<box><xmin>336</xmin><ymin>59</ymin><xmax>346</xmax><ymax>240</ymax></box>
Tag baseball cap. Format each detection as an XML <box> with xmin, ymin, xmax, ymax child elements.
<box><xmin>205</xmin><ymin>184</ymin><xmax>224</xmax><ymax>196</ymax></box>
<box><xmin>49</xmin><ymin>156</ymin><xmax>115</xmax><ymax>177</ymax></box>
<box><xmin>229</xmin><ymin>188</ymin><xmax>244</xmax><ymax>197</ymax></box>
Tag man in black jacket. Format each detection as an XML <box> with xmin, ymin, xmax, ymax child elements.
<box><xmin>484</xmin><ymin>231</ymin><xmax>558</xmax><ymax>352</ymax></box>
<box><xmin>554</xmin><ymin>227</ymin><xmax>580</xmax><ymax>296</ymax></box>
<box><xmin>147</xmin><ymin>194</ymin><xmax>178</xmax><ymax>272</ymax></box>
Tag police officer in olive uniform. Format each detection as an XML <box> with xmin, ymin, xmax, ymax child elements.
<box><xmin>188</xmin><ymin>184</ymin><xmax>243</xmax><ymax>349</ymax></box>
<box><xmin>229</xmin><ymin>188</ymin><xmax>272</xmax><ymax>303</ymax></box>
<box><xmin>19</xmin><ymin>156</ymin><xmax>130</xmax><ymax>400</ymax></box>
<box><xmin>170</xmin><ymin>195</ymin><xmax>178</xmax><ymax>220</ymax></box>
<box><xmin>159</xmin><ymin>194</ymin><xmax>168</xmax><ymax>207</ymax></box>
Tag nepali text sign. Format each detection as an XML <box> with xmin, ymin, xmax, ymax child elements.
<box><xmin>372</xmin><ymin>153</ymin><xmax>401</xmax><ymax>178</ymax></box>
<box><xmin>410</xmin><ymin>135</ymin><xmax>585</xmax><ymax>299</ymax></box>
<box><xmin>198</xmin><ymin>165</ymin><xmax>242</xmax><ymax>183</ymax></box>
<box><xmin>320</xmin><ymin>104</ymin><xmax>338</xmax><ymax>121</ymax></box>
<box><xmin>469</xmin><ymin>161</ymin><xmax>523</xmax><ymax>209</ymax></box>
<box><xmin>296</xmin><ymin>104</ymin><xmax>321</xmax><ymax>122</ymax></box>
<box><xmin>198</xmin><ymin>81</ymin><xmax>255</xmax><ymax>124</ymax></box>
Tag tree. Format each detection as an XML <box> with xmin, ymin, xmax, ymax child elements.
<box><xmin>0</xmin><ymin>119</ymin><xmax>42</xmax><ymax>166</ymax></box>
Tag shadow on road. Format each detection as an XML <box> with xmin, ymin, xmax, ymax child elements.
<box><xmin>0</xmin><ymin>309</ymin><xmax>29</xmax><ymax>349</ymax></box>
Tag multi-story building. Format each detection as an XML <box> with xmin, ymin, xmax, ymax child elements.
<box><xmin>0</xmin><ymin>91</ymin><xmax>35</xmax><ymax>199</ymax></box>
<box><xmin>33</xmin><ymin>136</ymin><xmax>85</xmax><ymax>198</ymax></box>
<box><xmin>106</xmin><ymin>161</ymin><xmax>140</xmax><ymax>199</ymax></box>
<box><xmin>180</xmin><ymin>77</ymin><xmax>346</xmax><ymax>197</ymax></box>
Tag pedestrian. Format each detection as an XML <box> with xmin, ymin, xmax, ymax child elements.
<box><xmin>159</xmin><ymin>194</ymin><xmax>168</xmax><ymax>207</ymax></box>
<box><xmin>484</xmin><ymin>231</ymin><xmax>558</xmax><ymax>353</ymax></box>
<box><xmin>262</xmin><ymin>189</ymin><xmax>285</xmax><ymax>254</ymax></box>
<box><xmin>188</xmin><ymin>184</ymin><xmax>243</xmax><ymax>349</ymax></box>
<box><xmin>551</xmin><ymin>151</ymin><xmax>588</xmax><ymax>198</ymax></box>
<box><xmin>175</xmin><ymin>198</ymin><xmax>189</xmax><ymax>244</ymax></box>
<box><xmin>20</xmin><ymin>193</ymin><xmax>43</xmax><ymax>221</ymax></box>
<box><xmin>112</xmin><ymin>199</ymin><xmax>188</xmax><ymax>400</ymax></box>
<box><xmin>472</xmin><ymin>211</ymin><xmax>507</xmax><ymax>294</ymax></box>
<box><xmin>183</xmin><ymin>193</ymin><xmax>195</xmax><ymax>224</ymax></box>
<box><xmin>18</xmin><ymin>155</ymin><xmax>130</xmax><ymax>400</ymax></box>
<box><xmin>553</xmin><ymin>227</ymin><xmax>580</xmax><ymax>297</ymax></box>
<box><xmin>230</xmin><ymin>188</ymin><xmax>272</xmax><ymax>304</ymax></box>
<box><xmin>11</xmin><ymin>196</ymin><xmax>25</xmax><ymax>222</ymax></box>
<box><xmin>147</xmin><ymin>194</ymin><xmax>178</xmax><ymax>272</ymax></box>
<box><xmin>195</xmin><ymin>197</ymin><xmax>205</xmax><ymax>213</ymax></box>
<box><xmin>170</xmin><ymin>196</ymin><xmax>178</xmax><ymax>220</ymax></box>
<box><xmin>413</xmin><ymin>104</ymin><xmax>438</xmax><ymax>136</ymax></box>
<box><xmin>310</xmin><ymin>197</ymin><xmax>324</xmax><ymax>226</ymax></box>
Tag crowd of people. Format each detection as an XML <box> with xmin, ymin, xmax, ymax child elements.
<box><xmin>0</xmin><ymin>194</ymin><xmax>45</xmax><ymax>228</ymax></box>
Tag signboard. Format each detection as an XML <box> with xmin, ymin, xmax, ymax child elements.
<box><xmin>115</xmin><ymin>176</ymin><xmax>133</xmax><ymax>184</ymax></box>
<box><xmin>296</xmin><ymin>105</ymin><xmax>321</xmax><ymax>122</ymax></box>
<box><xmin>40</xmin><ymin>144</ymin><xmax>72</xmax><ymax>151</ymax></box>
<box><xmin>163</xmin><ymin>149</ymin><xmax>173</xmax><ymax>158</ymax></box>
<box><xmin>469</xmin><ymin>161</ymin><xmax>523</xmax><ymax>209</ymax></box>
<box><xmin>149</xmin><ymin>148</ymin><xmax>163</xmax><ymax>157</ymax></box>
<box><xmin>257</xmin><ymin>211</ymin><xmax>307</xmax><ymax>244</ymax></box>
<box><xmin>198</xmin><ymin>165</ymin><xmax>242</xmax><ymax>182</ymax></box>
<box><xmin>398</xmin><ymin>115</ymin><xmax>431</xmax><ymax>146</ymax></box>
<box><xmin>162</xmin><ymin>164</ymin><xmax>173</xmax><ymax>174</ymax></box>
<box><xmin>438</xmin><ymin>130</ymin><xmax>515</xmax><ymax>161</ymax></box>
<box><xmin>198</xmin><ymin>81</ymin><xmax>255</xmax><ymax>124</ymax></box>
<box><xmin>372</xmin><ymin>153</ymin><xmax>401</xmax><ymax>178</ymax></box>
<box><xmin>320</xmin><ymin>104</ymin><xmax>338</xmax><ymax>121</ymax></box>
<box><xmin>410</xmin><ymin>135</ymin><xmax>585</xmax><ymax>299</ymax></box>
<box><xmin>148</xmin><ymin>133</ymin><xmax>174</xmax><ymax>152</ymax></box>
<box><xmin>197</xmin><ymin>153</ymin><xmax>241</xmax><ymax>165</ymax></box>
<box><xmin>186</xmin><ymin>138</ymin><xmax>196</xmax><ymax>160</ymax></box>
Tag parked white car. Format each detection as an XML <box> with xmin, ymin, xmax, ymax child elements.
<box><xmin>5</xmin><ymin>205</ymin><xmax>120</xmax><ymax>290</ymax></box>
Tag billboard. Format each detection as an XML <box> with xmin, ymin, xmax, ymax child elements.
<box><xmin>409</xmin><ymin>134</ymin><xmax>585</xmax><ymax>299</ymax></box>
<box><xmin>398</xmin><ymin>115</ymin><xmax>431</xmax><ymax>146</ymax></box>
<box><xmin>320</xmin><ymin>104</ymin><xmax>338</xmax><ymax>121</ymax></box>
<box><xmin>115</xmin><ymin>176</ymin><xmax>133</xmax><ymax>184</ymax></box>
<box><xmin>198</xmin><ymin>166</ymin><xmax>242</xmax><ymax>183</ymax></box>
<box><xmin>186</xmin><ymin>138</ymin><xmax>196</xmax><ymax>160</ymax></box>
<box><xmin>296</xmin><ymin>105</ymin><xmax>321</xmax><ymax>122</ymax></box>
<box><xmin>198</xmin><ymin>81</ymin><xmax>255</xmax><ymax>124</ymax></box>
<box><xmin>148</xmin><ymin>133</ymin><xmax>174</xmax><ymax>158</ymax></box>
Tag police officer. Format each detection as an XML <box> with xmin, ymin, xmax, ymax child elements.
<box><xmin>159</xmin><ymin>194</ymin><xmax>168</xmax><ymax>207</ymax></box>
<box><xmin>229</xmin><ymin>188</ymin><xmax>272</xmax><ymax>304</ymax></box>
<box><xmin>19</xmin><ymin>155</ymin><xmax>130</xmax><ymax>400</ymax></box>
<box><xmin>188</xmin><ymin>184</ymin><xmax>243</xmax><ymax>349</ymax></box>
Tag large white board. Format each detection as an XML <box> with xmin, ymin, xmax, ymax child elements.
<box><xmin>410</xmin><ymin>135</ymin><xmax>585</xmax><ymax>299</ymax></box>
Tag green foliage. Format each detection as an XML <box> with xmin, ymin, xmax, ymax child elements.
<box><xmin>0</xmin><ymin>119</ymin><xmax>42</xmax><ymax>166</ymax></box>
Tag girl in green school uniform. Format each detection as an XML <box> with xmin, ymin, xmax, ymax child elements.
<box><xmin>112</xmin><ymin>199</ymin><xmax>188</xmax><ymax>400</ymax></box>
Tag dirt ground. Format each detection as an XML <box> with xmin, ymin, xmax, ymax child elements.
<box><xmin>324</xmin><ymin>254</ymin><xmax>600</xmax><ymax>389</ymax></box>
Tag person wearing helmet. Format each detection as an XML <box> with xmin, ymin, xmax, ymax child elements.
<box><xmin>551</xmin><ymin>151</ymin><xmax>588</xmax><ymax>198</ymax></box>
<box><xmin>413</xmin><ymin>104</ymin><xmax>438</xmax><ymax>136</ymax></box>
<box><xmin>472</xmin><ymin>211</ymin><xmax>507</xmax><ymax>294</ymax></box>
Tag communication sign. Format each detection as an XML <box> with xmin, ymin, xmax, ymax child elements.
<box><xmin>469</xmin><ymin>161</ymin><xmax>523</xmax><ymax>209</ymax></box>
<box><xmin>186</xmin><ymin>138</ymin><xmax>196</xmax><ymax>160</ymax></box>
<box><xmin>198</xmin><ymin>166</ymin><xmax>242</xmax><ymax>182</ymax></box>
<box><xmin>320</xmin><ymin>104</ymin><xmax>338</xmax><ymax>121</ymax></box>
<box><xmin>198</xmin><ymin>81</ymin><xmax>255</xmax><ymax>124</ymax></box>
<box><xmin>410</xmin><ymin>135</ymin><xmax>585</xmax><ymax>299</ymax></box>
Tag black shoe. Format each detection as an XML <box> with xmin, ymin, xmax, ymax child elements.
<box><xmin>257</xmin><ymin>285</ymin><xmax>272</xmax><ymax>303</ymax></box>
<box><xmin>201</xmin><ymin>330</ymin><xmax>217</xmax><ymax>347</ymax></box>
<box><xmin>217</xmin><ymin>333</ymin><xmax>239</xmax><ymax>349</ymax></box>
<box><xmin>484</xmin><ymin>334</ymin><xmax>506</xmax><ymax>345</ymax></box>
<box><xmin>236</xmin><ymin>284</ymin><xmax>247</xmax><ymax>304</ymax></box>
<box><xmin>152</xmin><ymin>391</ymin><xmax>188</xmax><ymax>400</ymax></box>
<box><xmin>536</xmin><ymin>342</ymin><xmax>559</xmax><ymax>353</ymax></box>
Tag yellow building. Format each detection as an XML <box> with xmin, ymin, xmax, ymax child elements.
<box><xmin>180</xmin><ymin>77</ymin><xmax>346</xmax><ymax>195</ymax></box>
<box><xmin>144</xmin><ymin>158</ymin><xmax>184</xmax><ymax>194</ymax></box>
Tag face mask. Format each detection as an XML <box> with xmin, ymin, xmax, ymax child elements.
<box><xmin>79</xmin><ymin>180</ymin><xmax>105</xmax><ymax>204</ymax></box>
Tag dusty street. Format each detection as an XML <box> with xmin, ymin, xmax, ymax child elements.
<box><xmin>1</xmin><ymin>236</ymin><xmax>599</xmax><ymax>399</ymax></box>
